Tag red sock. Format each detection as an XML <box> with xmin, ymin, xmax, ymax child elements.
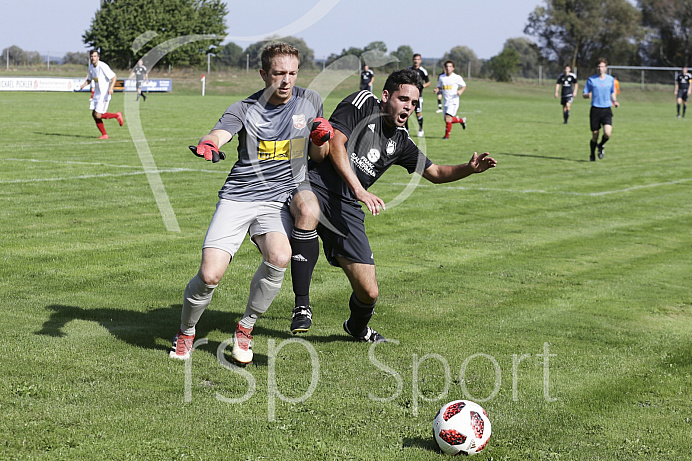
<box><xmin>445</xmin><ymin>122</ymin><xmax>452</xmax><ymax>137</ymax></box>
<box><xmin>101</xmin><ymin>113</ymin><xmax>117</xmax><ymax>119</ymax></box>
<box><xmin>451</xmin><ymin>116</ymin><xmax>464</xmax><ymax>124</ymax></box>
<box><xmin>95</xmin><ymin>119</ymin><xmax>107</xmax><ymax>135</ymax></box>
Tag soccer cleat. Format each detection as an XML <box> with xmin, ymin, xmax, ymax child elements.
<box><xmin>598</xmin><ymin>146</ymin><xmax>604</xmax><ymax>159</ymax></box>
<box><xmin>460</xmin><ymin>117</ymin><xmax>467</xmax><ymax>130</ymax></box>
<box><xmin>590</xmin><ymin>153</ymin><xmax>596</xmax><ymax>162</ymax></box>
<box><xmin>343</xmin><ymin>320</ymin><xmax>386</xmax><ymax>343</ymax></box>
<box><xmin>290</xmin><ymin>306</ymin><xmax>312</xmax><ymax>334</ymax></box>
<box><xmin>417</xmin><ymin>130</ymin><xmax>424</xmax><ymax>137</ymax></box>
<box><xmin>98</xmin><ymin>134</ymin><xmax>109</xmax><ymax>140</ymax></box>
<box><xmin>169</xmin><ymin>329</ymin><xmax>195</xmax><ymax>360</ymax></box>
<box><xmin>232</xmin><ymin>323</ymin><xmax>253</xmax><ymax>364</ymax></box>
<box><xmin>116</xmin><ymin>112</ymin><xmax>124</xmax><ymax>126</ymax></box>
<box><xmin>442</xmin><ymin>135</ymin><xmax>449</xmax><ymax>140</ymax></box>
<box><xmin>436</xmin><ymin>108</ymin><xmax>443</xmax><ymax>113</ymax></box>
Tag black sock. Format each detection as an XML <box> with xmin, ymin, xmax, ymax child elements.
<box><xmin>142</xmin><ymin>93</ymin><xmax>147</xmax><ymax>101</ymax></box>
<box><xmin>418</xmin><ymin>116</ymin><xmax>424</xmax><ymax>130</ymax></box>
<box><xmin>590</xmin><ymin>140</ymin><xmax>597</xmax><ymax>155</ymax></box>
<box><xmin>684</xmin><ymin>105</ymin><xmax>687</xmax><ymax>117</ymax></box>
<box><xmin>347</xmin><ymin>292</ymin><xmax>376</xmax><ymax>337</ymax></box>
<box><xmin>599</xmin><ymin>136</ymin><xmax>609</xmax><ymax>148</ymax></box>
<box><xmin>290</xmin><ymin>228</ymin><xmax>319</xmax><ymax>307</ymax></box>
<box><xmin>677</xmin><ymin>104</ymin><xmax>681</xmax><ymax>116</ymax></box>
<box><xmin>565</xmin><ymin>110</ymin><xmax>570</xmax><ymax>122</ymax></box>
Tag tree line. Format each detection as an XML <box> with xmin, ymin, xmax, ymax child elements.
<box><xmin>2</xmin><ymin>0</ymin><xmax>690</xmax><ymax>82</ymax></box>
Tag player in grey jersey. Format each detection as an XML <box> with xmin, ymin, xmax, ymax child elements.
<box><xmin>169</xmin><ymin>43</ymin><xmax>333</xmax><ymax>364</ymax></box>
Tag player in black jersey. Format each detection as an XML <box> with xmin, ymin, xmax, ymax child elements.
<box><xmin>287</xmin><ymin>69</ymin><xmax>496</xmax><ymax>341</ymax></box>
<box><xmin>674</xmin><ymin>67</ymin><xmax>691</xmax><ymax>118</ymax></box>
<box><xmin>555</xmin><ymin>65</ymin><xmax>578</xmax><ymax>124</ymax></box>
<box><xmin>407</xmin><ymin>53</ymin><xmax>431</xmax><ymax>136</ymax></box>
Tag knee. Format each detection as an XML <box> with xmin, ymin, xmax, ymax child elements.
<box><xmin>356</xmin><ymin>284</ymin><xmax>379</xmax><ymax>305</ymax></box>
<box><xmin>198</xmin><ymin>270</ymin><xmax>223</xmax><ymax>287</ymax></box>
<box><xmin>291</xmin><ymin>193</ymin><xmax>320</xmax><ymax>230</ymax></box>
<box><xmin>265</xmin><ymin>247</ymin><xmax>292</xmax><ymax>269</ymax></box>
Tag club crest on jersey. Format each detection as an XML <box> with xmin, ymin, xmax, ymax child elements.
<box><xmin>386</xmin><ymin>139</ymin><xmax>396</xmax><ymax>156</ymax></box>
<box><xmin>293</xmin><ymin>114</ymin><xmax>307</xmax><ymax>130</ymax></box>
<box><xmin>367</xmin><ymin>148</ymin><xmax>380</xmax><ymax>163</ymax></box>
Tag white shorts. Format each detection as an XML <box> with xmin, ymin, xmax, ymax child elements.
<box><xmin>203</xmin><ymin>199</ymin><xmax>292</xmax><ymax>257</ymax></box>
<box><xmin>90</xmin><ymin>94</ymin><xmax>111</xmax><ymax>114</ymax></box>
<box><xmin>443</xmin><ymin>99</ymin><xmax>459</xmax><ymax>117</ymax></box>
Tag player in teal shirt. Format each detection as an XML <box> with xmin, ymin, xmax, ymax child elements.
<box><xmin>583</xmin><ymin>58</ymin><xmax>619</xmax><ymax>161</ymax></box>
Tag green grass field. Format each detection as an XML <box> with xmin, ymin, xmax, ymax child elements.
<box><xmin>1</xmin><ymin>73</ymin><xmax>691</xmax><ymax>460</ymax></box>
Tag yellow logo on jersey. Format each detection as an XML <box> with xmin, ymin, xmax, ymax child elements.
<box><xmin>443</xmin><ymin>84</ymin><xmax>454</xmax><ymax>90</ymax></box>
<box><xmin>258</xmin><ymin>138</ymin><xmax>306</xmax><ymax>161</ymax></box>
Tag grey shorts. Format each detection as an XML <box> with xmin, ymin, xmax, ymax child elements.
<box><xmin>203</xmin><ymin>199</ymin><xmax>292</xmax><ymax>256</ymax></box>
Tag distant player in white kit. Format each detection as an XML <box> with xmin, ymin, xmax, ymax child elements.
<box><xmin>75</xmin><ymin>50</ymin><xmax>123</xmax><ymax>139</ymax></box>
<box><xmin>436</xmin><ymin>60</ymin><xmax>467</xmax><ymax>139</ymax></box>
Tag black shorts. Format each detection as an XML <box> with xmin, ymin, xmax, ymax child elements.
<box><xmin>310</xmin><ymin>185</ymin><xmax>374</xmax><ymax>267</ymax></box>
<box><xmin>677</xmin><ymin>89</ymin><xmax>689</xmax><ymax>101</ymax></box>
<box><xmin>561</xmin><ymin>95</ymin><xmax>573</xmax><ymax>106</ymax></box>
<box><xmin>590</xmin><ymin>106</ymin><xmax>613</xmax><ymax>131</ymax></box>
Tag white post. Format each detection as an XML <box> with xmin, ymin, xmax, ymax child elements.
<box><xmin>246</xmin><ymin>54</ymin><xmax>249</xmax><ymax>73</ymax></box>
<box><xmin>468</xmin><ymin>61</ymin><xmax>471</xmax><ymax>79</ymax></box>
<box><xmin>539</xmin><ymin>65</ymin><xmax>542</xmax><ymax>85</ymax></box>
<box><xmin>207</xmin><ymin>53</ymin><xmax>210</xmax><ymax>75</ymax></box>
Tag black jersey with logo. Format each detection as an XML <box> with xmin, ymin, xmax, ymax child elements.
<box><xmin>309</xmin><ymin>90</ymin><xmax>432</xmax><ymax>202</ymax></box>
<box><xmin>556</xmin><ymin>72</ymin><xmax>578</xmax><ymax>97</ymax></box>
<box><xmin>676</xmin><ymin>73</ymin><xmax>692</xmax><ymax>92</ymax></box>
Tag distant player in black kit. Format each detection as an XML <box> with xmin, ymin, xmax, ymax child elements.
<box><xmin>286</xmin><ymin>69</ymin><xmax>497</xmax><ymax>341</ymax></box>
<box><xmin>555</xmin><ymin>65</ymin><xmax>578</xmax><ymax>124</ymax></box>
<box><xmin>360</xmin><ymin>64</ymin><xmax>374</xmax><ymax>92</ymax></box>
<box><xmin>408</xmin><ymin>53</ymin><xmax>431</xmax><ymax>137</ymax></box>
<box><xmin>132</xmin><ymin>59</ymin><xmax>149</xmax><ymax>101</ymax></box>
<box><xmin>674</xmin><ymin>66</ymin><xmax>691</xmax><ymax>118</ymax></box>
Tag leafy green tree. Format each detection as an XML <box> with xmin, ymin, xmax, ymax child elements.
<box><xmin>488</xmin><ymin>48</ymin><xmax>520</xmax><ymax>81</ymax></box>
<box><xmin>391</xmin><ymin>45</ymin><xmax>414</xmax><ymax>68</ymax></box>
<box><xmin>364</xmin><ymin>41</ymin><xmax>387</xmax><ymax>54</ymax></box>
<box><xmin>326</xmin><ymin>46</ymin><xmax>363</xmax><ymax>66</ymax></box>
<box><xmin>524</xmin><ymin>0</ymin><xmax>642</xmax><ymax>70</ymax></box>
<box><xmin>439</xmin><ymin>46</ymin><xmax>482</xmax><ymax>77</ymax></box>
<box><xmin>215</xmin><ymin>42</ymin><xmax>244</xmax><ymax>68</ymax></box>
<box><xmin>63</xmin><ymin>51</ymin><xmax>89</xmax><ymax>65</ymax></box>
<box><xmin>639</xmin><ymin>0</ymin><xmax>692</xmax><ymax>66</ymax></box>
<box><xmin>503</xmin><ymin>37</ymin><xmax>544</xmax><ymax>78</ymax></box>
<box><xmin>82</xmin><ymin>0</ymin><xmax>227</xmax><ymax>69</ymax></box>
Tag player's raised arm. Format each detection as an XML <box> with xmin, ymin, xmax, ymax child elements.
<box><xmin>330</xmin><ymin>128</ymin><xmax>386</xmax><ymax>215</ymax></box>
<box><xmin>422</xmin><ymin>152</ymin><xmax>496</xmax><ymax>184</ymax></box>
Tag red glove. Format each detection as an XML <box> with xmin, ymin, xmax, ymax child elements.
<box><xmin>189</xmin><ymin>141</ymin><xmax>226</xmax><ymax>163</ymax></box>
<box><xmin>310</xmin><ymin>117</ymin><xmax>333</xmax><ymax>146</ymax></box>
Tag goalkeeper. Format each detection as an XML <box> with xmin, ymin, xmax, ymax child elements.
<box><xmin>168</xmin><ymin>43</ymin><xmax>332</xmax><ymax>365</ymax></box>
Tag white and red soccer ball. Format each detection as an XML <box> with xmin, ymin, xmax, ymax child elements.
<box><xmin>432</xmin><ymin>400</ymin><xmax>492</xmax><ymax>456</ymax></box>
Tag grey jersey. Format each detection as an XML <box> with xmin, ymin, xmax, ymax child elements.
<box><xmin>213</xmin><ymin>86</ymin><xmax>323</xmax><ymax>202</ymax></box>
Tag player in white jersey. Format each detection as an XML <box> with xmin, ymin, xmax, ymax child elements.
<box><xmin>168</xmin><ymin>43</ymin><xmax>333</xmax><ymax>364</ymax></box>
<box><xmin>75</xmin><ymin>50</ymin><xmax>123</xmax><ymax>139</ymax></box>
<box><xmin>436</xmin><ymin>60</ymin><xmax>467</xmax><ymax>139</ymax></box>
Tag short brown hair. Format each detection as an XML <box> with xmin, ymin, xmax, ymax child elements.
<box><xmin>597</xmin><ymin>57</ymin><xmax>608</xmax><ymax>66</ymax></box>
<box><xmin>261</xmin><ymin>43</ymin><xmax>300</xmax><ymax>73</ymax></box>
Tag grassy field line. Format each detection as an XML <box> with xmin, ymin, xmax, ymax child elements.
<box><xmin>392</xmin><ymin>178</ymin><xmax>692</xmax><ymax>196</ymax></box>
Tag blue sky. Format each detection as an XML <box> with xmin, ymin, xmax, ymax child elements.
<box><xmin>0</xmin><ymin>0</ymin><xmax>542</xmax><ymax>60</ymax></box>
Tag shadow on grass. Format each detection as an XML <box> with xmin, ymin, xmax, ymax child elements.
<box><xmin>403</xmin><ymin>436</ymin><xmax>439</xmax><ymax>453</ymax></box>
<box><xmin>36</xmin><ymin>303</ymin><xmax>351</xmax><ymax>365</ymax></box>
<box><xmin>499</xmin><ymin>151</ymin><xmax>590</xmax><ymax>163</ymax></box>
<box><xmin>35</xmin><ymin>131</ymin><xmax>100</xmax><ymax>139</ymax></box>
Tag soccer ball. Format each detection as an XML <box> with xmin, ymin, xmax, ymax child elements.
<box><xmin>432</xmin><ymin>400</ymin><xmax>492</xmax><ymax>456</ymax></box>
